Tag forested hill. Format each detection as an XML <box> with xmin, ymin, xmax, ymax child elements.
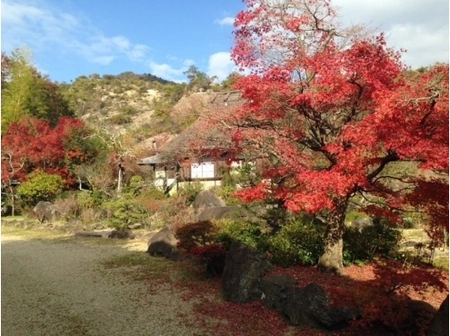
<box><xmin>2</xmin><ymin>48</ymin><xmax>239</xmax><ymax>156</ymax></box>
<box><xmin>58</xmin><ymin>66</ymin><xmax>239</xmax><ymax>150</ymax></box>
<box><xmin>60</xmin><ymin>71</ymin><xmax>185</xmax><ymax>137</ymax></box>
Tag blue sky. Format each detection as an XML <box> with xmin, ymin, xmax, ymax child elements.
<box><xmin>2</xmin><ymin>0</ymin><xmax>449</xmax><ymax>84</ymax></box>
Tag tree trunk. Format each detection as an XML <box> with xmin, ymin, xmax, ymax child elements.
<box><xmin>117</xmin><ymin>163</ymin><xmax>124</xmax><ymax>193</ymax></box>
<box><xmin>8</xmin><ymin>185</ymin><xmax>15</xmax><ymax>216</ymax></box>
<box><xmin>318</xmin><ymin>198</ymin><xmax>348</xmax><ymax>274</ymax></box>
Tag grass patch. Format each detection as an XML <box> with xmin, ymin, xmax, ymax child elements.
<box><xmin>1</xmin><ymin>224</ymin><xmax>70</xmax><ymax>241</ymax></box>
<box><xmin>402</xmin><ymin>228</ymin><xmax>429</xmax><ymax>241</ymax></box>
<box><xmin>433</xmin><ymin>257</ymin><xmax>449</xmax><ymax>271</ymax></box>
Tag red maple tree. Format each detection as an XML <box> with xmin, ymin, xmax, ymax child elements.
<box><xmin>1</xmin><ymin>116</ymin><xmax>93</xmax><ymax>187</ymax></box>
<box><xmin>228</xmin><ymin>0</ymin><xmax>449</xmax><ymax>272</ymax></box>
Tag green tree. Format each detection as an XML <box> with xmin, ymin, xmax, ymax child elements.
<box><xmin>17</xmin><ymin>171</ymin><xmax>65</xmax><ymax>206</ymax></box>
<box><xmin>183</xmin><ymin>65</ymin><xmax>214</xmax><ymax>92</ymax></box>
<box><xmin>1</xmin><ymin>48</ymin><xmax>73</xmax><ymax>133</ymax></box>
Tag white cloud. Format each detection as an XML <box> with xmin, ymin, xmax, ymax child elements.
<box><xmin>92</xmin><ymin>56</ymin><xmax>115</xmax><ymax>65</ymax></box>
<box><xmin>333</xmin><ymin>0</ymin><xmax>449</xmax><ymax>67</ymax></box>
<box><xmin>148</xmin><ymin>61</ymin><xmax>187</xmax><ymax>82</ymax></box>
<box><xmin>207</xmin><ymin>52</ymin><xmax>236</xmax><ymax>82</ymax></box>
<box><xmin>215</xmin><ymin>17</ymin><xmax>235</xmax><ymax>26</ymax></box>
<box><xmin>1</xmin><ymin>0</ymin><xmax>151</xmax><ymax>65</ymax></box>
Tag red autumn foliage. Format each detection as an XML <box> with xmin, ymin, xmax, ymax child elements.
<box><xmin>221</xmin><ymin>0</ymin><xmax>449</xmax><ymax>271</ymax></box>
<box><xmin>1</xmin><ymin>116</ymin><xmax>92</xmax><ymax>186</ymax></box>
<box><xmin>142</xmin><ymin>257</ymin><xmax>447</xmax><ymax>336</ymax></box>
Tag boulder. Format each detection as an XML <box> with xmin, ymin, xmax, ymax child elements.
<box><xmin>400</xmin><ymin>300</ymin><xmax>437</xmax><ymax>336</ymax></box>
<box><xmin>193</xmin><ymin>190</ymin><xmax>225</xmax><ymax>209</ymax></box>
<box><xmin>222</xmin><ymin>241</ymin><xmax>273</xmax><ymax>303</ymax></box>
<box><xmin>283</xmin><ymin>283</ymin><xmax>359</xmax><ymax>330</ymax></box>
<box><xmin>75</xmin><ymin>229</ymin><xmax>114</xmax><ymax>238</ymax></box>
<box><xmin>426</xmin><ymin>295</ymin><xmax>448</xmax><ymax>336</ymax></box>
<box><xmin>206</xmin><ymin>254</ymin><xmax>226</xmax><ymax>277</ymax></box>
<box><xmin>198</xmin><ymin>206</ymin><xmax>251</xmax><ymax>222</ymax></box>
<box><xmin>33</xmin><ymin>201</ymin><xmax>61</xmax><ymax>223</ymax></box>
<box><xmin>147</xmin><ymin>227</ymin><xmax>181</xmax><ymax>261</ymax></box>
<box><xmin>260</xmin><ymin>273</ymin><xmax>297</xmax><ymax>310</ymax></box>
<box><xmin>110</xmin><ymin>229</ymin><xmax>135</xmax><ymax>239</ymax></box>
<box><xmin>352</xmin><ymin>218</ymin><xmax>373</xmax><ymax>232</ymax></box>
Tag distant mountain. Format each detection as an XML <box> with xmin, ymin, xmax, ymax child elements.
<box><xmin>113</xmin><ymin>71</ymin><xmax>177</xmax><ymax>85</ymax></box>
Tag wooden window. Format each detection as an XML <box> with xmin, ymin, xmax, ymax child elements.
<box><xmin>191</xmin><ymin>162</ymin><xmax>215</xmax><ymax>178</ymax></box>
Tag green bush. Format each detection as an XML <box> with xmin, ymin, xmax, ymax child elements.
<box><xmin>76</xmin><ymin>191</ymin><xmax>105</xmax><ymax>208</ymax></box>
<box><xmin>264</xmin><ymin>215</ymin><xmax>326</xmax><ymax>267</ymax></box>
<box><xmin>123</xmin><ymin>175</ymin><xmax>144</xmax><ymax>196</ymax></box>
<box><xmin>102</xmin><ymin>196</ymin><xmax>151</xmax><ymax>231</ymax></box>
<box><xmin>216</xmin><ymin>214</ymin><xmax>326</xmax><ymax>267</ymax></box>
<box><xmin>17</xmin><ymin>171</ymin><xmax>65</xmax><ymax>206</ymax></box>
<box><xmin>214</xmin><ymin>185</ymin><xmax>244</xmax><ymax>206</ymax></box>
<box><xmin>216</xmin><ymin>219</ymin><xmax>269</xmax><ymax>249</ymax></box>
<box><xmin>343</xmin><ymin>217</ymin><xmax>402</xmax><ymax>265</ymax></box>
<box><xmin>179</xmin><ymin>182</ymin><xmax>203</xmax><ymax>206</ymax></box>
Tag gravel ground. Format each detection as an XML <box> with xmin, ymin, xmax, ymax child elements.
<box><xmin>1</xmin><ymin>232</ymin><xmax>203</xmax><ymax>336</ymax></box>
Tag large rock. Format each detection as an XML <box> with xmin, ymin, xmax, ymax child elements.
<box><xmin>147</xmin><ymin>227</ymin><xmax>181</xmax><ymax>261</ymax></box>
<box><xmin>352</xmin><ymin>218</ymin><xmax>373</xmax><ymax>232</ymax></box>
<box><xmin>283</xmin><ymin>283</ymin><xmax>359</xmax><ymax>330</ymax></box>
<box><xmin>260</xmin><ymin>273</ymin><xmax>297</xmax><ymax>311</ymax></box>
<box><xmin>222</xmin><ymin>241</ymin><xmax>273</xmax><ymax>303</ymax></box>
<box><xmin>198</xmin><ymin>206</ymin><xmax>251</xmax><ymax>222</ymax></box>
<box><xmin>33</xmin><ymin>201</ymin><xmax>61</xmax><ymax>223</ymax></box>
<box><xmin>193</xmin><ymin>190</ymin><xmax>225</xmax><ymax>210</ymax></box>
<box><xmin>400</xmin><ymin>300</ymin><xmax>437</xmax><ymax>336</ymax></box>
<box><xmin>427</xmin><ymin>295</ymin><xmax>448</xmax><ymax>336</ymax></box>
<box><xmin>109</xmin><ymin>229</ymin><xmax>135</xmax><ymax>239</ymax></box>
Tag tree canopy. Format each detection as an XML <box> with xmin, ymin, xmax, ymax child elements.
<box><xmin>1</xmin><ymin>48</ymin><xmax>73</xmax><ymax>134</ymax></box>
<box><xmin>226</xmin><ymin>0</ymin><xmax>448</xmax><ymax>272</ymax></box>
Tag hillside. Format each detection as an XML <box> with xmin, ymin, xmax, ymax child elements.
<box><xmin>61</xmin><ymin>71</ymin><xmax>229</xmax><ymax>155</ymax></box>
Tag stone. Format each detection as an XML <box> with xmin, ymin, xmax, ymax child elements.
<box><xmin>352</xmin><ymin>218</ymin><xmax>373</xmax><ymax>232</ymax></box>
<box><xmin>127</xmin><ymin>223</ymin><xmax>142</xmax><ymax>230</ymax></box>
<box><xmin>206</xmin><ymin>254</ymin><xmax>226</xmax><ymax>277</ymax></box>
<box><xmin>109</xmin><ymin>229</ymin><xmax>135</xmax><ymax>239</ymax></box>
<box><xmin>75</xmin><ymin>229</ymin><xmax>114</xmax><ymax>238</ymax></box>
<box><xmin>33</xmin><ymin>201</ymin><xmax>61</xmax><ymax>223</ymax></box>
<box><xmin>260</xmin><ymin>273</ymin><xmax>297</xmax><ymax>310</ymax></box>
<box><xmin>283</xmin><ymin>283</ymin><xmax>359</xmax><ymax>330</ymax></box>
<box><xmin>193</xmin><ymin>190</ymin><xmax>225</xmax><ymax>209</ymax></box>
<box><xmin>147</xmin><ymin>227</ymin><xmax>180</xmax><ymax>260</ymax></box>
<box><xmin>401</xmin><ymin>300</ymin><xmax>437</xmax><ymax>336</ymax></box>
<box><xmin>222</xmin><ymin>241</ymin><xmax>273</xmax><ymax>303</ymax></box>
<box><xmin>426</xmin><ymin>295</ymin><xmax>448</xmax><ymax>336</ymax></box>
<box><xmin>198</xmin><ymin>206</ymin><xmax>251</xmax><ymax>222</ymax></box>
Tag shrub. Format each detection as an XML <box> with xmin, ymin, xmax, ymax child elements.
<box><xmin>17</xmin><ymin>171</ymin><xmax>65</xmax><ymax>206</ymax></box>
<box><xmin>75</xmin><ymin>191</ymin><xmax>105</xmax><ymax>208</ymax></box>
<box><xmin>178</xmin><ymin>182</ymin><xmax>203</xmax><ymax>206</ymax></box>
<box><xmin>53</xmin><ymin>194</ymin><xmax>80</xmax><ymax>220</ymax></box>
<box><xmin>108</xmin><ymin>113</ymin><xmax>131</xmax><ymax>125</ymax></box>
<box><xmin>102</xmin><ymin>196</ymin><xmax>151</xmax><ymax>230</ymax></box>
<box><xmin>343</xmin><ymin>217</ymin><xmax>402</xmax><ymax>265</ymax></box>
<box><xmin>216</xmin><ymin>219</ymin><xmax>269</xmax><ymax>249</ymax></box>
<box><xmin>214</xmin><ymin>185</ymin><xmax>244</xmax><ymax>206</ymax></box>
<box><xmin>264</xmin><ymin>214</ymin><xmax>326</xmax><ymax>267</ymax></box>
<box><xmin>175</xmin><ymin>220</ymin><xmax>219</xmax><ymax>252</ymax></box>
<box><xmin>123</xmin><ymin>175</ymin><xmax>144</xmax><ymax>196</ymax></box>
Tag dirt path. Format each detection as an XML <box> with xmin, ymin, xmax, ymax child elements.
<box><xmin>1</xmin><ymin>232</ymin><xmax>201</xmax><ymax>336</ymax></box>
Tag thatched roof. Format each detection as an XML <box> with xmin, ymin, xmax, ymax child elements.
<box><xmin>138</xmin><ymin>90</ymin><xmax>245</xmax><ymax>165</ymax></box>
